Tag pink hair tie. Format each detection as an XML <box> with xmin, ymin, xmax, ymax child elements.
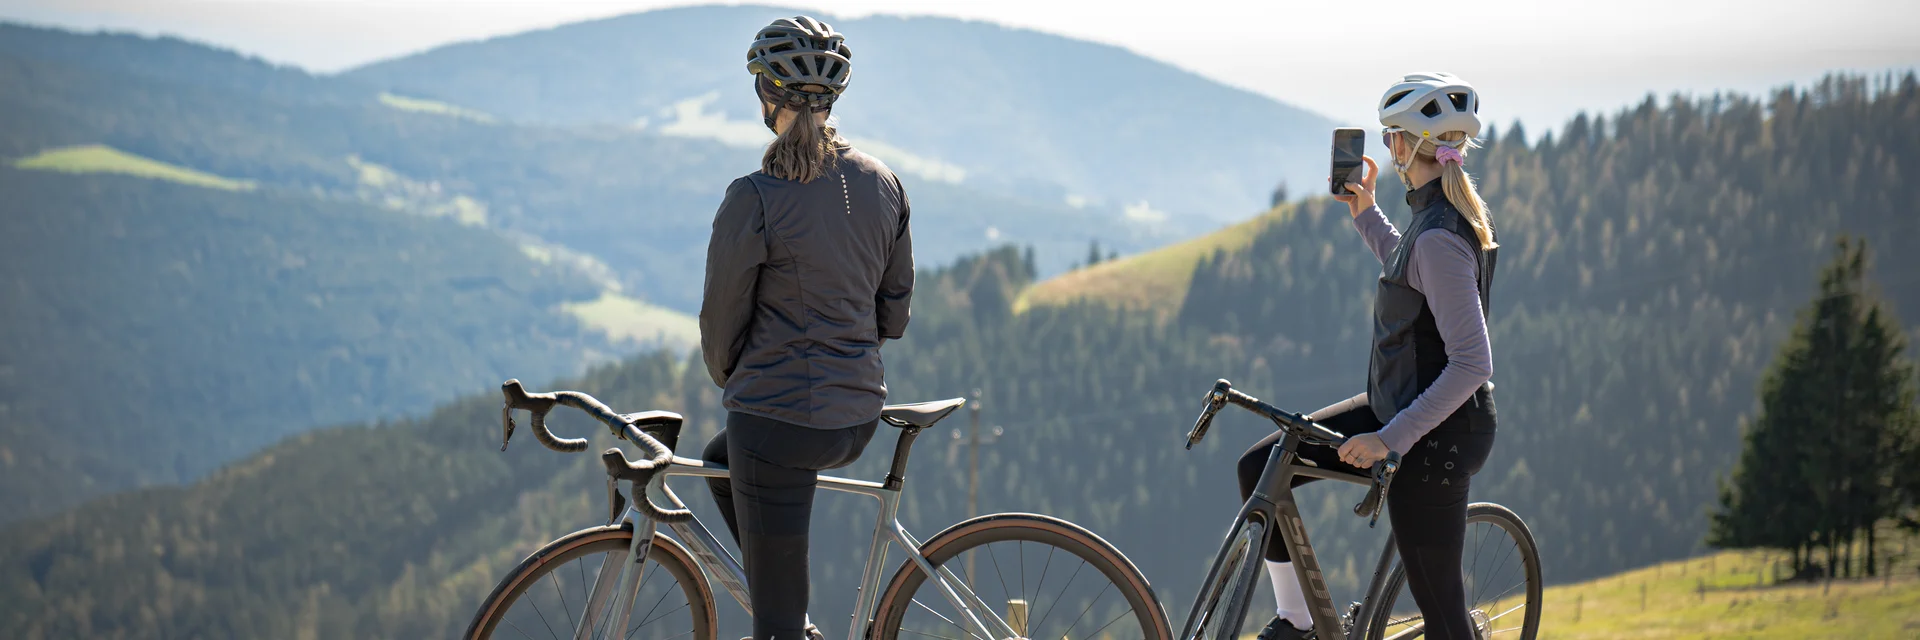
<box><xmin>1434</xmin><ymin>145</ymin><xmax>1464</xmax><ymax>166</ymax></box>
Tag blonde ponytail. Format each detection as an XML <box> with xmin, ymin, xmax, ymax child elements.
<box><xmin>762</xmin><ymin>105</ymin><xmax>843</xmax><ymax>183</ymax></box>
<box><xmin>1430</xmin><ymin>132</ymin><xmax>1496</xmax><ymax>250</ymax></box>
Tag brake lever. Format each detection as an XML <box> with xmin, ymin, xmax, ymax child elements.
<box><xmin>501</xmin><ymin>404</ymin><xmax>516</xmax><ymax>451</ymax></box>
<box><xmin>1353</xmin><ymin>453</ymin><xmax>1401</xmax><ymax>528</ymax></box>
<box><xmin>606</xmin><ymin>474</ymin><xmax>628</xmax><ymax>525</ymax></box>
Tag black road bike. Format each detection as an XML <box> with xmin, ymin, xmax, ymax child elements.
<box><xmin>1176</xmin><ymin>380</ymin><xmax>1542</xmax><ymax>640</ymax></box>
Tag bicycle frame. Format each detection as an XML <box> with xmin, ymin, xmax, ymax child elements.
<box><xmin>574</xmin><ymin>454</ymin><xmax>1025</xmax><ymax>640</ymax></box>
<box><xmin>1178</xmin><ymin>430</ymin><xmax>1408</xmax><ymax>640</ymax></box>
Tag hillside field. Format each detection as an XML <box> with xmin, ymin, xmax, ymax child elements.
<box><xmin>1539</xmin><ymin>540</ymin><xmax>1920</xmax><ymax>638</ymax></box>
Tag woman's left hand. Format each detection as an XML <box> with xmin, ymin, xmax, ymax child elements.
<box><xmin>1338</xmin><ymin>433</ymin><xmax>1391</xmax><ymax>468</ymax></box>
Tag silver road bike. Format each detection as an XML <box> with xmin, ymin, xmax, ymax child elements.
<box><xmin>465</xmin><ymin>380</ymin><xmax>1175</xmax><ymax>640</ymax></box>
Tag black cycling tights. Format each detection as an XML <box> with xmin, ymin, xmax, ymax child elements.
<box><xmin>1234</xmin><ymin>393</ymin><xmax>1495</xmax><ymax>640</ymax></box>
<box><xmin>705</xmin><ymin>412</ymin><xmax>879</xmax><ymax>640</ymax></box>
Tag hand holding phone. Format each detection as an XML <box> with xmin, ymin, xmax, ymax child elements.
<box><xmin>1330</xmin><ymin>127</ymin><xmax>1366</xmax><ymax>195</ymax></box>
<box><xmin>1329</xmin><ymin>128</ymin><xmax>1378</xmax><ymax>217</ymax></box>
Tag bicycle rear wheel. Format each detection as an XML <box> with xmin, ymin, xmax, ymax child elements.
<box><xmin>1362</xmin><ymin>503</ymin><xmax>1542</xmax><ymax>640</ymax></box>
<box><xmin>466</xmin><ymin>524</ymin><xmax>717</xmax><ymax>640</ymax></box>
<box><xmin>870</xmin><ymin>513</ymin><xmax>1172</xmax><ymax>640</ymax></box>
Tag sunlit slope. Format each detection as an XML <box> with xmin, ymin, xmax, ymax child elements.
<box><xmin>14</xmin><ymin>144</ymin><xmax>255</xmax><ymax>190</ymax></box>
<box><xmin>1015</xmin><ymin>203</ymin><xmax>1293</xmax><ymax>315</ymax></box>
<box><xmin>1539</xmin><ymin>545</ymin><xmax>1920</xmax><ymax>639</ymax></box>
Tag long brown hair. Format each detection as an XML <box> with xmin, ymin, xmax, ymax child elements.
<box><xmin>761</xmin><ymin>103</ymin><xmax>843</xmax><ymax>183</ymax></box>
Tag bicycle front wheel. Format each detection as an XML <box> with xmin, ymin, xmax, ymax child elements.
<box><xmin>871</xmin><ymin>513</ymin><xmax>1172</xmax><ymax>640</ymax></box>
<box><xmin>1363</xmin><ymin>503</ymin><xmax>1542</xmax><ymax>640</ymax></box>
<box><xmin>465</xmin><ymin>524</ymin><xmax>717</xmax><ymax>640</ymax></box>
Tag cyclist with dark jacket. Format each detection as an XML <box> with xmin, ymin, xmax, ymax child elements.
<box><xmin>699</xmin><ymin>16</ymin><xmax>914</xmax><ymax>640</ymax></box>
<box><xmin>1241</xmin><ymin>73</ymin><xmax>1499</xmax><ymax>640</ymax></box>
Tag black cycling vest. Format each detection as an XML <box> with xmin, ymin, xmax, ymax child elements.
<box><xmin>1366</xmin><ymin>179</ymin><xmax>1498</xmax><ymax>433</ymax></box>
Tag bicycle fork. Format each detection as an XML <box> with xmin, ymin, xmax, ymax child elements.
<box><xmin>1178</xmin><ymin>444</ymin><xmax>1345</xmax><ymax>640</ymax></box>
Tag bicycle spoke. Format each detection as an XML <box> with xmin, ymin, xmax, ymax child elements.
<box><xmin>505</xmin><ymin>618</ymin><xmax>538</xmax><ymax>640</ymax></box>
<box><xmin>628</xmin><ymin>578</ymin><xmax>677</xmax><ymax>636</ymax></box>
<box><xmin>634</xmin><ymin>630</ymin><xmax>696</xmax><ymax>640</ymax></box>
<box><xmin>899</xmin><ymin>627</ymin><xmax>967</xmax><ymax>640</ymax></box>
<box><xmin>1478</xmin><ymin>580</ymin><xmax>1528</xmax><ymax>612</ymax></box>
<box><xmin>635</xmin><ymin>602</ymin><xmax>690</xmax><ymax>630</ymax></box>
<box><xmin>1030</xmin><ymin>559</ymin><xmax>1088</xmax><ymax>633</ymax></box>
<box><xmin>1474</xmin><ymin>533</ymin><xmax>1517</xmax><ymax>607</ymax></box>
<box><xmin>1019</xmin><ymin>541</ymin><xmax>1027</xmax><ymax>605</ymax></box>
<box><xmin>986</xmin><ymin>543</ymin><xmax>1014</xmax><ymax>604</ymax></box>
<box><xmin>1484</xmin><ymin>603</ymin><xmax>1526</xmax><ymax>622</ymax></box>
<box><xmin>1084</xmin><ymin>606</ymin><xmax>1136</xmax><ymax>640</ymax></box>
<box><xmin>531</xmin><ymin>598</ymin><xmax>562</xmax><ymax>640</ymax></box>
<box><xmin>550</xmin><ymin>569</ymin><xmax>578</xmax><ymax>632</ymax></box>
<box><xmin>910</xmin><ymin>597</ymin><xmax>987</xmax><ymax>640</ymax></box>
<box><xmin>1057</xmin><ymin>580</ymin><xmax>1113</xmax><ymax>640</ymax></box>
<box><xmin>1031</xmin><ymin>544</ymin><xmax>1057</xmax><ymax>609</ymax></box>
<box><xmin>576</xmin><ymin>558</ymin><xmax>589</xmax><ymax>623</ymax></box>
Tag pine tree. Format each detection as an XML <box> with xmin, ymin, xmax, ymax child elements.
<box><xmin>1710</xmin><ymin>237</ymin><xmax>1916</xmax><ymax>578</ymax></box>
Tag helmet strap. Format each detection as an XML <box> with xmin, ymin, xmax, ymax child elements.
<box><xmin>1390</xmin><ymin>134</ymin><xmax>1423</xmax><ymax>189</ymax></box>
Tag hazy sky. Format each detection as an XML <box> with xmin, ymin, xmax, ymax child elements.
<box><xmin>4</xmin><ymin>0</ymin><xmax>1917</xmax><ymax>133</ymax></box>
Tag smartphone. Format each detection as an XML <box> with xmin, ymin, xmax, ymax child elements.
<box><xmin>1330</xmin><ymin>127</ymin><xmax>1366</xmax><ymax>195</ymax></box>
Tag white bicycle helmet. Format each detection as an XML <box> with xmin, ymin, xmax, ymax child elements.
<box><xmin>1377</xmin><ymin>72</ymin><xmax>1481</xmax><ymax>146</ymax></box>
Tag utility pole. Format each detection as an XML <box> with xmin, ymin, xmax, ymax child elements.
<box><xmin>951</xmin><ymin>388</ymin><xmax>1002</xmax><ymax>583</ymax></box>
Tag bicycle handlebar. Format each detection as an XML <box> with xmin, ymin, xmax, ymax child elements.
<box><xmin>1183</xmin><ymin>379</ymin><xmax>1400</xmax><ymax>526</ymax></box>
<box><xmin>499</xmin><ymin>379</ymin><xmax>693</xmax><ymax>523</ymax></box>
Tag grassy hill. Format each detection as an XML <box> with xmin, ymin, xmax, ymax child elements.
<box><xmin>15</xmin><ymin>144</ymin><xmax>256</xmax><ymax>190</ymax></box>
<box><xmin>1014</xmin><ymin>204</ymin><xmax>1290</xmax><ymax>316</ymax></box>
<box><xmin>1539</xmin><ymin>542</ymin><xmax>1920</xmax><ymax>638</ymax></box>
<box><xmin>342</xmin><ymin>4</ymin><xmax>1335</xmax><ymax>222</ymax></box>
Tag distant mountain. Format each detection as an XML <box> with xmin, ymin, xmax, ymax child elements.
<box><xmin>343</xmin><ymin>4</ymin><xmax>1335</xmax><ymax>221</ymax></box>
<box><xmin>0</xmin><ymin>166</ymin><xmax>611</xmax><ymax>521</ymax></box>
<box><xmin>0</xmin><ymin>22</ymin><xmax>372</xmax><ymax>104</ymax></box>
<box><xmin>1</xmin><ymin>22</ymin><xmax>1176</xmax><ymax>311</ymax></box>
<box><xmin>0</xmin><ymin>22</ymin><xmax>1179</xmax><ymax>515</ymax></box>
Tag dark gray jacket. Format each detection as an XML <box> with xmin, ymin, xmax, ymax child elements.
<box><xmin>700</xmin><ymin>147</ymin><xmax>913</xmax><ymax>429</ymax></box>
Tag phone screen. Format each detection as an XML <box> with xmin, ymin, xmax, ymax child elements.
<box><xmin>1330</xmin><ymin>128</ymin><xmax>1365</xmax><ymax>195</ymax></box>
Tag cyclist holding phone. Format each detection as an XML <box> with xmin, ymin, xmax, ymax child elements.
<box><xmin>698</xmin><ymin>16</ymin><xmax>915</xmax><ymax>640</ymax></box>
<box><xmin>1239</xmin><ymin>73</ymin><xmax>1499</xmax><ymax>640</ymax></box>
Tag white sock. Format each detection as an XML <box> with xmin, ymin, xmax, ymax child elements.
<box><xmin>1266</xmin><ymin>560</ymin><xmax>1312</xmax><ymax>631</ymax></box>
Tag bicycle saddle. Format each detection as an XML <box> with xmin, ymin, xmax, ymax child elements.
<box><xmin>880</xmin><ymin>398</ymin><xmax>965</xmax><ymax>428</ymax></box>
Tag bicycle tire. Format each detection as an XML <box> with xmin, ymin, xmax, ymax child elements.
<box><xmin>465</xmin><ymin>524</ymin><xmax>717</xmax><ymax>640</ymax></box>
<box><xmin>1360</xmin><ymin>503</ymin><xmax>1541</xmax><ymax>640</ymax></box>
<box><xmin>1206</xmin><ymin>518</ymin><xmax>1266</xmax><ymax>640</ymax></box>
<box><xmin>870</xmin><ymin>513</ymin><xmax>1172</xmax><ymax>640</ymax></box>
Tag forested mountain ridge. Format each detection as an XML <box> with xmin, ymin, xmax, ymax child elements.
<box><xmin>343</xmin><ymin>4</ymin><xmax>1335</xmax><ymax>222</ymax></box>
<box><xmin>0</xmin><ymin>167</ymin><xmax>609</xmax><ymax>522</ymax></box>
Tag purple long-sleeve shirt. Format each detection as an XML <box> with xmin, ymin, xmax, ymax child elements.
<box><xmin>1353</xmin><ymin>205</ymin><xmax>1494</xmax><ymax>453</ymax></box>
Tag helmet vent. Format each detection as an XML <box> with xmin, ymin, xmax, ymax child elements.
<box><xmin>826</xmin><ymin>59</ymin><xmax>845</xmax><ymax>78</ymax></box>
<box><xmin>1420</xmin><ymin>100</ymin><xmax>1442</xmax><ymax>118</ymax></box>
<box><xmin>770</xmin><ymin>61</ymin><xmax>790</xmax><ymax>77</ymax></box>
<box><xmin>1447</xmin><ymin>92</ymin><xmax>1470</xmax><ymax>111</ymax></box>
<box><xmin>770</xmin><ymin>42</ymin><xmax>795</xmax><ymax>54</ymax></box>
<box><xmin>1384</xmin><ymin>90</ymin><xmax>1414</xmax><ymax>109</ymax></box>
